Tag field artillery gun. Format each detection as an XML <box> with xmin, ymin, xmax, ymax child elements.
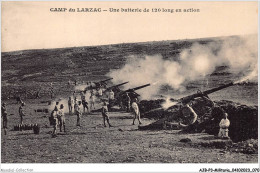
<box><xmin>118</xmin><ymin>83</ymin><xmax>151</xmax><ymax>99</ymax></box>
<box><xmin>109</xmin><ymin>83</ymin><xmax>151</xmax><ymax>109</ymax></box>
<box><xmin>83</xmin><ymin>78</ymin><xmax>113</xmax><ymax>92</ymax></box>
<box><xmin>104</xmin><ymin>81</ymin><xmax>129</xmax><ymax>93</ymax></box>
<box><xmin>139</xmin><ymin>82</ymin><xmax>235</xmax><ymax>130</ymax></box>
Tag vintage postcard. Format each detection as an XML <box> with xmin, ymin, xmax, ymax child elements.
<box><xmin>1</xmin><ymin>1</ymin><xmax>259</xmax><ymax>173</ymax></box>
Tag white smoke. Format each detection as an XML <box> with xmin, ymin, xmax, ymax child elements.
<box><xmin>108</xmin><ymin>35</ymin><xmax>258</xmax><ymax>100</ymax></box>
<box><xmin>161</xmin><ymin>97</ymin><xmax>178</xmax><ymax>109</ymax></box>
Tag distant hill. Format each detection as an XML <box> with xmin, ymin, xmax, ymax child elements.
<box><xmin>1</xmin><ymin>36</ymin><xmax>232</xmax><ymax>99</ymax></box>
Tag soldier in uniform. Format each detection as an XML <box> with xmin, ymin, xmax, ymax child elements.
<box><xmin>74</xmin><ymin>101</ymin><xmax>82</xmax><ymax>126</ymax></box>
<box><xmin>19</xmin><ymin>102</ymin><xmax>26</xmax><ymax>124</ymax></box>
<box><xmin>81</xmin><ymin>95</ymin><xmax>89</xmax><ymax>114</ymax></box>
<box><xmin>2</xmin><ymin>103</ymin><xmax>8</xmax><ymax>135</ymax></box>
<box><xmin>125</xmin><ymin>93</ymin><xmax>131</xmax><ymax>112</ymax></box>
<box><xmin>108</xmin><ymin>89</ymin><xmax>115</xmax><ymax>110</ymax></box>
<box><xmin>89</xmin><ymin>93</ymin><xmax>95</xmax><ymax>111</ymax></box>
<box><xmin>101</xmin><ymin>101</ymin><xmax>112</xmax><ymax>127</ymax></box>
<box><xmin>218</xmin><ymin>113</ymin><xmax>230</xmax><ymax>139</ymax></box>
<box><xmin>57</xmin><ymin>104</ymin><xmax>66</xmax><ymax>132</ymax></box>
<box><xmin>68</xmin><ymin>96</ymin><xmax>74</xmax><ymax>114</ymax></box>
<box><xmin>51</xmin><ymin>110</ymin><xmax>58</xmax><ymax>137</ymax></box>
<box><xmin>131</xmin><ymin>98</ymin><xmax>142</xmax><ymax>125</ymax></box>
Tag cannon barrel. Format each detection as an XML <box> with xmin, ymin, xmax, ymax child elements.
<box><xmin>123</xmin><ymin>84</ymin><xmax>151</xmax><ymax>93</ymax></box>
<box><xmin>105</xmin><ymin>81</ymin><xmax>129</xmax><ymax>91</ymax></box>
<box><xmin>96</xmin><ymin>78</ymin><xmax>113</xmax><ymax>84</ymax></box>
<box><xmin>178</xmin><ymin>82</ymin><xmax>234</xmax><ymax>104</ymax></box>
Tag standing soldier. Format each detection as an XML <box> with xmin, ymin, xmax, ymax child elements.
<box><xmin>68</xmin><ymin>97</ymin><xmax>74</xmax><ymax>114</ymax></box>
<box><xmin>74</xmin><ymin>101</ymin><xmax>82</xmax><ymax>126</ymax></box>
<box><xmin>89</xmin><ymin>93</ymin><xmax>95</xmax><ymax>111</ymax></box>
<box><xmin>54</xmin><ymin>101</ymin><xmax>59</xmax><ymax>114</ymax></box>
<box><xmin>81</xmin><ymin>94</ymin><xmax>89</xmax><ymax>114</ymax></box>
<box><xmin>19</xmin><ymin>102</ymin><xmax>26</xmax><ymax>124</ymax></box>
<box><xmin>125</xmin><ymin>93</ymin><xmax>131</xmax><ymax>112</ymax></box>
<box><xmin>108</xmin><ymin>89</ymin><xmax>114</xmax><ymax>104</ymax></box>
<box><xmin>57</xmin><ymin>104</ymin><xmax>66</xmax><ymax>132</ymax></box>
<box><xmin>51</xmin><ymin>110</ymin><xmax>58</xmax><ymax>138</ymax></box>
<box><xmin>101</xmin><ymin>101</ymin><xmax>112</xmax><ymax>128</ymax></box>
<box><xmin>132</xmin><ymin>98</ymin><xmax>142</xmax><ymax>125</ymax></box>
<box><xmin>2</xmin><ymin>103</ymin><xmax>8</xmax><ymax>135</ymax></box>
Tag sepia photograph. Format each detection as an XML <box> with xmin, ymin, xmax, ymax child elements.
<box><xmin>1</xmin><ymin>1</ymin><xmax>259</xmax><ymax>172</ymax></box>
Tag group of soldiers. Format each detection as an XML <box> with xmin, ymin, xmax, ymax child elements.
<box><xmin>46</xmin><ymin>86</ymin><xmax>142</xmax><ymax>138</ymax></box>
<box><xmin>1</xmin><ymin>101</ymin><xmax>26</xmax><ymax>135</ymax></box>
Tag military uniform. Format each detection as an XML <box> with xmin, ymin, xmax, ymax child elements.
<box><xmin>74</xmin><ymin>102</ymin><xmax>82</xmax><ymax>126</ymax></box>
<box><xmin>218</xmin><ymin>117</ymin><xmax>230</xmax><ymax>138</ymax></box>
<box><xmin>132</xmin><ymin>100</ymin><xmax>142</xmax><ymax>125</ymax></box>
<box><xmin>51</xmin><ymin>110</ymin><xmax>58</xmax><ymax>137</ymax></box>
<box><xmin>101</xmin><ymin>104</ymin><xmax>112</xmax><ymax>127</ymax></box>
<box><xmin>126</xmin><ymin>94</ymin><xmax>131</xmax><ymax>112</ymax></box>
<box><xmin>57</xmin><ymin>106</ymin><xmax>65</xmax><ymax>132</ymax></box>
<box><xmin>68</xmin><ymin>97</ymin><xmax>74</xmax><ymax>114</ymax></box>
<box><xmin>19</xmin><ymin>104</ymin><xmax>26</xmax><ymax>124</ymax></box>
<box><xmin>89</xmin><ymin>94</ymin><xmax>95</xmax><ymax>111</ymax></box>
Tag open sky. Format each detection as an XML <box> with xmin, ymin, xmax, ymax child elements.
<box><xmin>1</xmin><ymin>1</ymin><xmax>258</xmax><ymax>52</ymax></box>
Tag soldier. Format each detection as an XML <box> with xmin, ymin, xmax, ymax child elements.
<box><xmin>125</xmin><ymin>93</ymin><xmax>131</xmax><ymax>112</ymax></box>
<box><xmin>74</xmin><ymin>101</ymin><xmax>82</xmax><ymax>126</ymax></box>
<box><xmin>108</xmin><ymin>89</ymin><xmax>114</xmax><ymax>102</ymax></box>
<box><xmin>81</xmin><ymin>94</ymin><xmax>89</xmax><ymax>114</ymax></box>
<box><xmin>132</xmin><ymin>98</ymin><xmax>142</xmax><ymax>125</ymax></box>
<box><xmin>89</xmin><ymin>93</ymin><xmax>95</xmax><ymax>111</ymax></box>
<box><xmin>218</xmin><ymin>113</ymin><xmax>230</xmax><ymax>139</ymax></box>
<box><xmin>19</xmin><ymin>102</ymin><xmax>26</xmax><ymax>124</ymax></box>
<box><xmin>57</xmin><ymin>104</ymin><xmax>66</xmax><ymax>132</ymax></box>
<box><xmin>54</xmin><ymin>101</ymin><xmax>59</xmax><ymax>114</ymax></box>
<box><xmin>51</xmin><ymin>110</ymin><xmax>58</xmax><ymax>137</ymax></box>
<box><xmin>68</xmin><ymin>96</ymin><xmax>74</xmax><ymax>114</ymax></box>
<box><xmin>101</xmin><ymin>101</ymin><xmax>112</xmax><ymax>127</ymax></box>
<box><xmin>2</xmin><ymin>103</ymin><xmax>8</xmax><ymax>135</ymax></box>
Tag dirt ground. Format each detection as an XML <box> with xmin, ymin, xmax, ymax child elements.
<box><xmin>1</xmin><ymin>100</ymin><xmax>257</xmax><ymax>163</ymax></box>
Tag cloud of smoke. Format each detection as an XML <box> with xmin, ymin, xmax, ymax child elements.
<box><xmin>108</xmin><ymin>35</ymin><xmax>258</xmax><ymax>100</ymax></box>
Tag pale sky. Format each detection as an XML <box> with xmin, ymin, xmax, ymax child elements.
<box><xmin>1</xmin><ymin>1</ymin><xmax>258</xmax><ymax>52</ymax></box>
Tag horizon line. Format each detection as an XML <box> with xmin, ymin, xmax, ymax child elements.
<box><xmin>1</xmin><ymin>33</ymin><xmax>256</xmax><ymax>53</ymax></box>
